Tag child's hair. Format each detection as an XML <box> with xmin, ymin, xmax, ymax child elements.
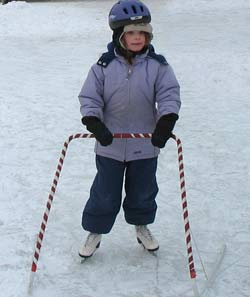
<box><xmin>144</xmin><ymin>32</ymin><xmax>152</xmax><ymax>47</ymax></box>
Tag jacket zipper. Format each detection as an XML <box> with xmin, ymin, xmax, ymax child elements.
<box><xmin>124</xmin><ymin>65</ymin><xmax>133</xmax><ymax>160</ymax></box>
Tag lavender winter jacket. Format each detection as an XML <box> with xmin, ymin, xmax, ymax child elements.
<box><xmin>79</xmin><ymin>45</ymin><xmax>181</xmax><ymax>162</ymax></box>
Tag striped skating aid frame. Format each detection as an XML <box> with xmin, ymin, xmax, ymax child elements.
<box><xmin>28</xmin><ymin>133</ymin><xmax>198</xmax><ymax>295</ymax></box>
<box><xmin>171</xmin><ymin>134</ymin><xmax>199</xmax><ymax>296</ymax></box>
<box><xmin>171</xmin><ymin>134</ymin><xmax>196</xmax><ymax>279</ymax></box>
<box><xmin>171</xmin><ymin>134</ymin><xmax>226</xmax><ymax>297</ymax></box>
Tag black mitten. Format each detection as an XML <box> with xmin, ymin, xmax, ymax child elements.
<box><xmin>82</xmin><ymin>116</ymin><xmax>113</xmax><ymax>146</ymax></box>
<box><xmin>151</xmin><ymin>113</ymin><xmax>179</xmax><ymax>148</ymax></box>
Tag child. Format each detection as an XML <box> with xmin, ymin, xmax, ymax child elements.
<box><xmin>78</xmin><ymin>0</ymin><xmax>181</xmax><ymax>258</ymax></box>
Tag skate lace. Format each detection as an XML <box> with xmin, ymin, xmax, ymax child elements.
<box><xmin>85</xmin><ymin>233</ymin><xmax>99</xmax><ymax>246</ymax></box>
<box><xmin>139</xmin><ymin>226</ymin><xmax>154</xmax><ymax>241</ymax></box>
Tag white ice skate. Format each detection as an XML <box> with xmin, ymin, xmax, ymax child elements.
<box><xmin>79</xmin><ymin>233</ymin><xmax>102</xmax><ymax>258</ymax></box>
<box><xmin>135</xmin><ymin>225</ymin><xmax>159</xmax><ymax>252</ymax></box>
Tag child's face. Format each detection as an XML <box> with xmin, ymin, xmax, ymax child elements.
<box><xmin>122</xmin><ymin>31</ymin><xmax>146</xmax><ymax>52</ymax></box>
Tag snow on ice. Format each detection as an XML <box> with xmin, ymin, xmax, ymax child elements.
<box><xmin>0</xmin><ymin>1</ymin><xmax>250</xmax><ymax>297</ymax></box>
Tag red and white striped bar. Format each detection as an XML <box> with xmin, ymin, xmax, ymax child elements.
<box><xmin>171</xmin><ymin>134</ymin><xmax>196</xmax><ymax>279</ymax></box>
<box><xmin>29</xmin><ymin>132</ymin><xmax>196</xmax><ymax>294</ymax></box>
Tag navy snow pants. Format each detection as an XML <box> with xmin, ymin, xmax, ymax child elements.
<box><xmin>82</xmin><ymin>155</ymin><xmax>159</xmax><ymax>234</ymax></box>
